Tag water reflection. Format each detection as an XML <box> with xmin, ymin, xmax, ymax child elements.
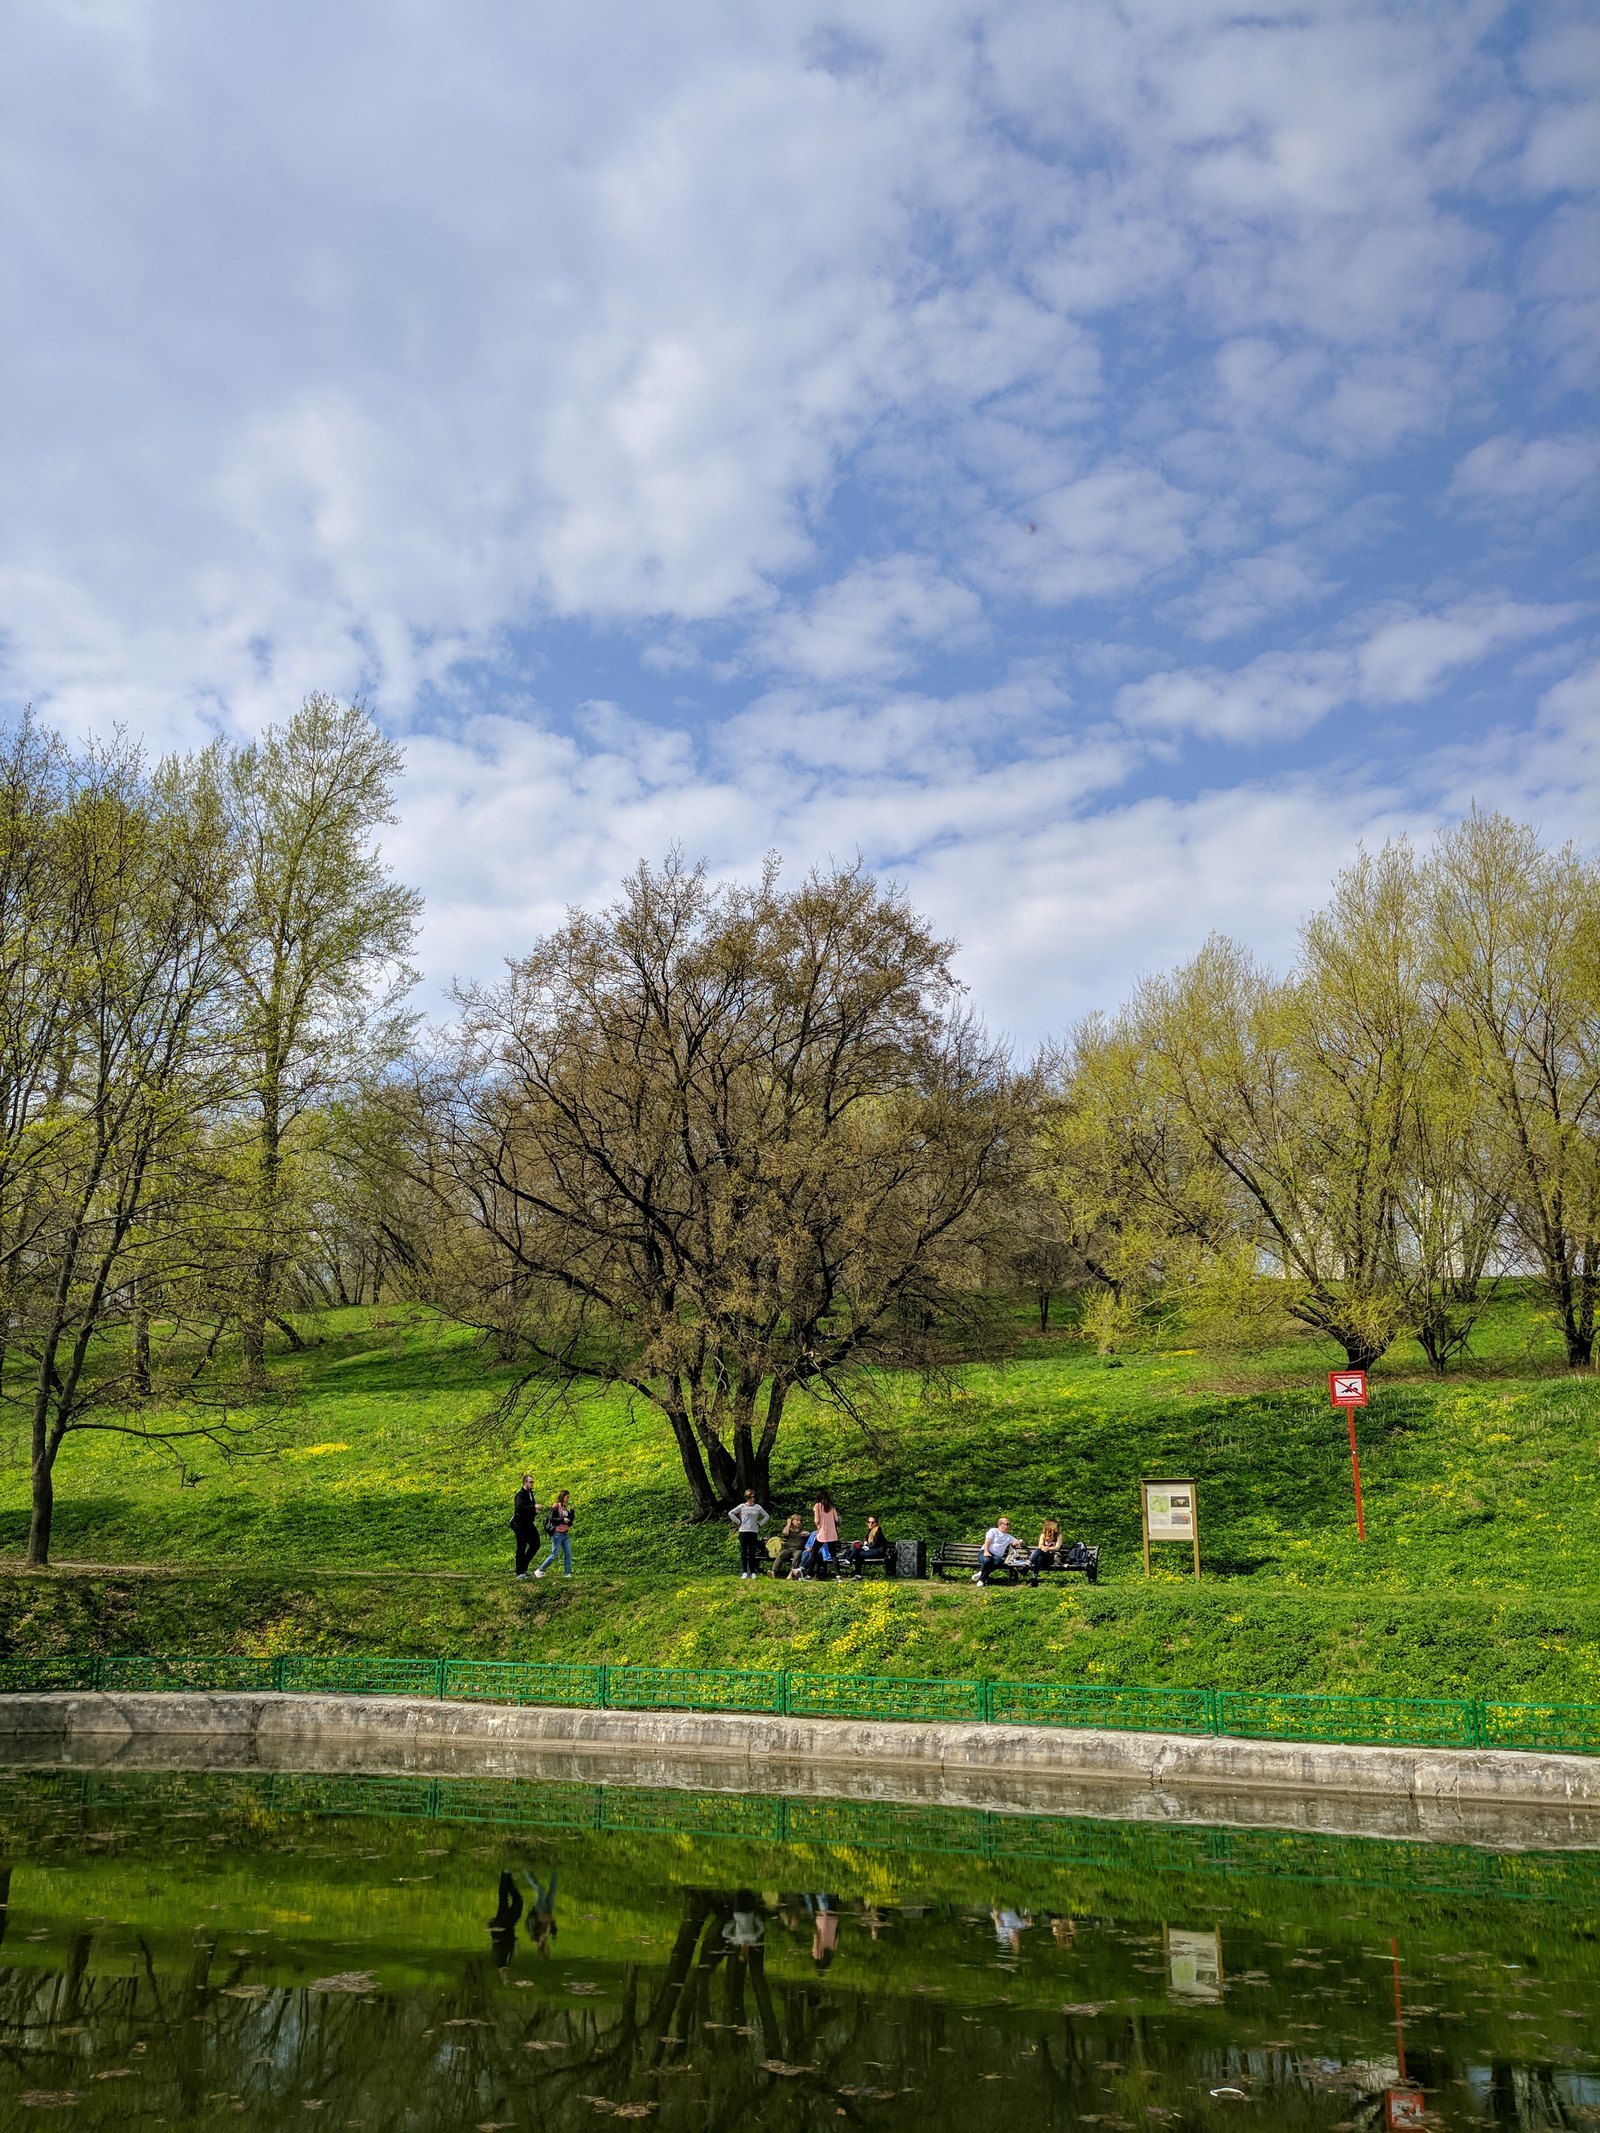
<box><xmin>0</xmin><ymin>1765</ymin><xmax>1596</xmax><ymax>2128</ymax></box>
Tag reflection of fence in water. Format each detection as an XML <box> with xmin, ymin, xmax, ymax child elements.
<box><xmin>8</xmin><ymin>1765</ymin><xmax>1598</xmax><ymax>1908</ymax></box>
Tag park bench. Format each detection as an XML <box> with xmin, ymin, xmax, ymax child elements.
<box><xmin>850</xmin><ymin>1540</ymin><xmax>926</xmax><ymax>1579</ymax></box>
<box><xmin>929</xmin><ymin>1539</ymin><xmax>1099</xmax><ymax>1585</ymax></box>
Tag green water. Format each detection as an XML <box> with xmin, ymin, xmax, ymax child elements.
<box><xmin>1</xmin><ymin>1769</ymin><xmax>1597</xmax><ymax>2128</ymax></box>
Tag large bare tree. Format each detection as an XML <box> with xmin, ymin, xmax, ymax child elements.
<box><xmin>432</xmin><ymin>856</ymin><xmax>1013</xmax><ymax>1515</ymax></box>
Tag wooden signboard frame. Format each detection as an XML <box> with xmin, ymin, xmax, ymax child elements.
<box><xmin>1141</xmin><ymin>1476</ymin><xmax>1201</xmax><ymax>1580</ymax></box>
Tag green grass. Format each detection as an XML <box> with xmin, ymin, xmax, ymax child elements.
<box><xmin>2</xmin><ymin>1288</ymin><xmax>1596</xmax><ymax>1701</ymax></box>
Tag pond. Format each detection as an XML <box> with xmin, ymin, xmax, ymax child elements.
<box><xmin>1</xmin><ymin>1765</ymin><xmax>1597</xmax><ymax>2128</ymax></box>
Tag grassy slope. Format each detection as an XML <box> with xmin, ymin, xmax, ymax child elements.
<box><xmin>2</xmin><ymin>1291</ymin><xmax>1596</xmax><ymax>1700</ymax></box>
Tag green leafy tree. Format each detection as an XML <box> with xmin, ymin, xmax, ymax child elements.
<box><xmin>202</xmin><ymin>695</ymin><xmax>420</xmax><ymax>1382</ymax></box>
<box><xmin>1430</xmin><ymin>813</ymin><xmax>1599</xmax><ymax>1367</ymax></box>
<box><xmin>0</xmin><ymin>730</ymin><xmax>254</xmax><ymax>1565</ymax></box>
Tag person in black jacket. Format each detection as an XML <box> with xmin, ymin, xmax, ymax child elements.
<box><xmin>510</xmin><ymin>1474</ymin><xmax>540</xmax><ymax>1578</ymax></box>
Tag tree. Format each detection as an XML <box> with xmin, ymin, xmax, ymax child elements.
<box><xmin>1124</xmin><ymin>845</ymin><xmax>1467</xmax><ymax>1370</ymax></box>
<box><xmin>990</xmin><ymin>1172</ymin><xmax>1081</xmax><ymax>1332</ymax></box>
<box><xmin>0</xmin><ymin>731</ymin><xmax>254</xmax><ymax>1566</ymax></box>
<box><xmin>202</xmin><ymin>695</ymin><xmax>420</xmax><ymax>1382</ymax></box>
<box><xmin>432</xmin><ymin>855</ymin><xmax>1013</xmax><ymax>1516</ymax></box>
<box><xmin>1430</xmin><ymin>813</ymin><xmax>1600</xmax><ymax>1367</ymax></box>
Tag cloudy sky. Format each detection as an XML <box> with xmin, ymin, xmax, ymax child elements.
<box><xmin>4</xmin><ymin>0</ymin><xmax>1595</xmax><ymax>1044</ymax></box>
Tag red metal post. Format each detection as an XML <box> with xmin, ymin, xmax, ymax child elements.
<box><xmin>1347</xmin><ymin>1408</ymin><xmax>1367</xmax><ymax>1542</ymax></box>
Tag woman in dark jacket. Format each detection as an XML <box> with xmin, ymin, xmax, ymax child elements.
<box><xmin>849</xmin><ymin>1515</ymin><xmax>894</xmax><ymax>1576</ymax></box>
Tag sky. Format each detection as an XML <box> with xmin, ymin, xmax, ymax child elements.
<box><xmin>3</xmin><ymin>0</ymin><xmax>1596</xmax><ymax>1047</ymax></box>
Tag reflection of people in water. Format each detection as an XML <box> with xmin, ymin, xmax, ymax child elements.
<box><xmin>1049</xmin><ymin>1914</ymin><xmax>1077</xmax><ymax>1948</ymax></box>
<box><xmin>722</xmin><ymin>1889</ymin><xmax>765</xmax><ymax>1958</ymax></box>
<box><xmin>488</xmin><ymin>1870</ymin><xmax>524</xmax><ymax>1975</ymax></box>
<box><xmin>991</xmin><ymin>1904</ymin><xmax>1032</xmax><ymax>1954</ymax></box>
<box><xmin>803</xmin><ymin>1894</ymin><xmax>839</xmax><ymax>1971</ymax></box>
<box><xmin>521</xmin><ymin>1869</ymin><xmax>559</xmax><ymax>1956</ymax></box>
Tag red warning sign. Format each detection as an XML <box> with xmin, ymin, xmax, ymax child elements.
<box><xmin>1329</xmin><ymin>1369</ymin><xmax>1368</xmax><ymax>1408</ymax></box>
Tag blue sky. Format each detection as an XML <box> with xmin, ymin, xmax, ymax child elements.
<box><xmin>3</xmin><ymin>0</ymin><xmax>1595</xmax><ymax>1043</ymax></box>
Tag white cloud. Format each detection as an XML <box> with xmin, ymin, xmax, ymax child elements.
<box><xmin>755</xmin><ymin>556</ymin><xmax>984</xmax><ymax>681</ymax></box>
<box><xmin>1112</xmin><ymin>597</ymin><xmax>1585</xmax><ymax>741</ymax></box>
<box><xmin>1172</xmin><ymin>551</ymin><xmax>1333</xmax><ymax>642</ymax></box>
<box><xmin>976</xmin><ymin>462</ymin><xmax>1200</xmax><ymax>603</ymax></box>
<box><xmin>389</xmin><ymin>656</ymin><xmax>1597</xmax><ymax>1048</ymax></box>
<box><xmin>1115</xmin><ymin>651</ymin><xmax>1352</xmax><ymax>743</ymax></box>
<box><xmin>1354</xmin><ymin>598</ymin><xmax>1584</xmax><ymax>705</ymax></box>
<box><xmin>1450</xmin><ymin>432</ymin><xmax>1600</xmax><ymax>512</ymax></box>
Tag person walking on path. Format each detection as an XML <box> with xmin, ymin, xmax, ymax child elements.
<box><xmin>728</xmin><ymin>1490</ymin><xmax>771</xmax><ymax>1578</ymax></box>
<box><xmin>533</xmin><ymin>1490</ymin><xmax>575</xmax><ymax>1578</ymax></box>
<box><xmin>510</xmin><ymin>1474</ymin><xmax>540</xmax><ymax>1578</ymax></box>
<box><xmin>799</xmin><ymin>1491</ymin><xmax>840</xmax><ymax>1577</ymax></box>
<box><xmin>974</xmin><ymin>1515</ymin><xmax>1016</xmax><ymax>1585</ymax></box>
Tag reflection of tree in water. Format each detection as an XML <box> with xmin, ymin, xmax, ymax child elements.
<box><xmin>0</xmin><ymin>1869</ymin><xmax>1592</xmax><ymax>2129</ymax></box>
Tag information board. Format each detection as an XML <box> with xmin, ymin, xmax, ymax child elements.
<box><xmin>1141</xmin><ymin>1477</ymin><xmax>1201</xmax><ymax>1579</ymax></box>
<box><xmin>1164</xmin><ymin>1925</ymin><xmax>1223</xmax><ymax>2001</ymax></box>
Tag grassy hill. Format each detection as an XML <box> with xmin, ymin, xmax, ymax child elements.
<box><xmin>2</xmin><ymin>1289</ymin><xmax>1597</xmax><ymax>1701</ymax></box>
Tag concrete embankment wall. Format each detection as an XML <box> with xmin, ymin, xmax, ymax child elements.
<box><xmin>3</xmin><ymin>1691</ymin><xmax>1597</xmax><ymax>1844</ymax></box>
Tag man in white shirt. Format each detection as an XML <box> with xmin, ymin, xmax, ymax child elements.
<box><xmin>974</xmin><ymin>1515</ymin><xmax>1016</xmax><ymax>1585</ymax></box>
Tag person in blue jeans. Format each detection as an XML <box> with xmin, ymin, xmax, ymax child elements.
<box><xmin>974</xmin><ymin>1515</ymin><xmax>1016</xmax><ymax>1585</ymax></box>
<box><xmin>534</xmin><ymin>1490</ymin><xmax>574</xmax><ymax>1578</ymax></box>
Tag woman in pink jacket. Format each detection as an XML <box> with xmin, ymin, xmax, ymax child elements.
<box><xmin>799</xmin><ymin>1491</ymin><xmax>840</xmax><ymax>1577</ymax></box>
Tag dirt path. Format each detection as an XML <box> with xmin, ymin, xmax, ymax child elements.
<box><xmin>0</xmin><ymin>1557</ymin><xmax>477</xmax><ymax>1581</ymax></box>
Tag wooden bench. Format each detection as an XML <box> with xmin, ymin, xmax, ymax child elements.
<box><xmin>930</xmin><ymin>1539</ymin><xmax>1099</xmax><ymax>1585</ymax></box>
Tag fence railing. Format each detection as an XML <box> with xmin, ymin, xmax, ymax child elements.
<box><xmin>1</xmin><ymin>1654</ymin><xmax>1596</xmax><ymax>1757</ymax></box>
<box><xmin>9</xmin><ymin>1763</ymin><xmax>1600</xmax><ymax>1907</ymax></box>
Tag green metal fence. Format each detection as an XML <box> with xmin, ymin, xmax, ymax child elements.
<box><xmin>2</xmin><ymin>1653</ymin><xmax>1597</xmax><ymax>1758</ymax></box>
<box><xmin>605</xmin><ymin>1664</ymin><xmax>785</xmax><ymax>1716</ymax></box>
<box><xmin>442</xmin><ymin>1659</ymin><xmax>604</xmax><ymax>1708</ymax></box>
<box><xmin>787</xmin><ymin>1671</ymin><xmax>986</xmax><ymax>1724</ymax></box>
<box><xmin>988</xmin><ymin>1681</ymin><xmax>1214</xmax><ymax>1734</ymax></box>
<box><xmin>1214</xmin><ymin>1689</ymin><xmax>1482</xmax><ymax>1750</ymax></box>
<box><xmin>8</xmin><ymin>1763</ymin><xmax>1599</xmax><ymax>1907</ymax></box>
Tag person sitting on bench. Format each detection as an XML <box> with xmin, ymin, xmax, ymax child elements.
<box><xmin>771</xmin><ymin>1514</ymin><xmax>807</xmax><ymax>1578</ymax></box>
<box><xmin>974</xmin><ymin>1515</ymin><xmax>1017</xmax><ymax>1584</ymax></box>
<box><xmin>1027</xmin><ymin>1518</ymin><xmax>1062</xmax><ymax>1587</ymax></box>
<box><xmin>849</xmin><ymin>1515</ymin><xmax>894</xmax><ymax>1575</ymax></box>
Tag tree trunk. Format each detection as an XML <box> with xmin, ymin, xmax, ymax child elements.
<box><xmin>665</xmin><ymin>1405</ymin><xmax>721</xmax><ymax>1520</ymax></box>
<box><xmin>132</xmin><ymin>1291</ymin><xmax>152</xmax><ymax>1399</ymax></box>
<box><xmin>1037</xmin><ymin>1289</ymin><xmax>1051</xmax><ymax>1332</ymax></box>
<box><xmin>734</xmin><ymin>1439</ymin><xmax>771</xmax><ymax>1505</ymax></box>
<box><xmin>242</xmin><ymin>1308</ymin><xmax>265</xmax><ymax>1385</ymax></box>
<box><xmin>1339</xmin><ymin>1333</ymin><xmax>1388</xmax><ymax>1370</ymax></box>
<box><xmin>244</xmin><ymin>1076</ymin><xmax>282</xmax><ymax>1390</ymax></box>
<box><xmin>1564</xmin><ymin>1317</ymin><xmax>1596</xmax><ymax>1368</ymax></box>
<box><xmin>27</xmin><ymin>1446</ymin><xmax>52</xmax><ymax>1568</ymax></box>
